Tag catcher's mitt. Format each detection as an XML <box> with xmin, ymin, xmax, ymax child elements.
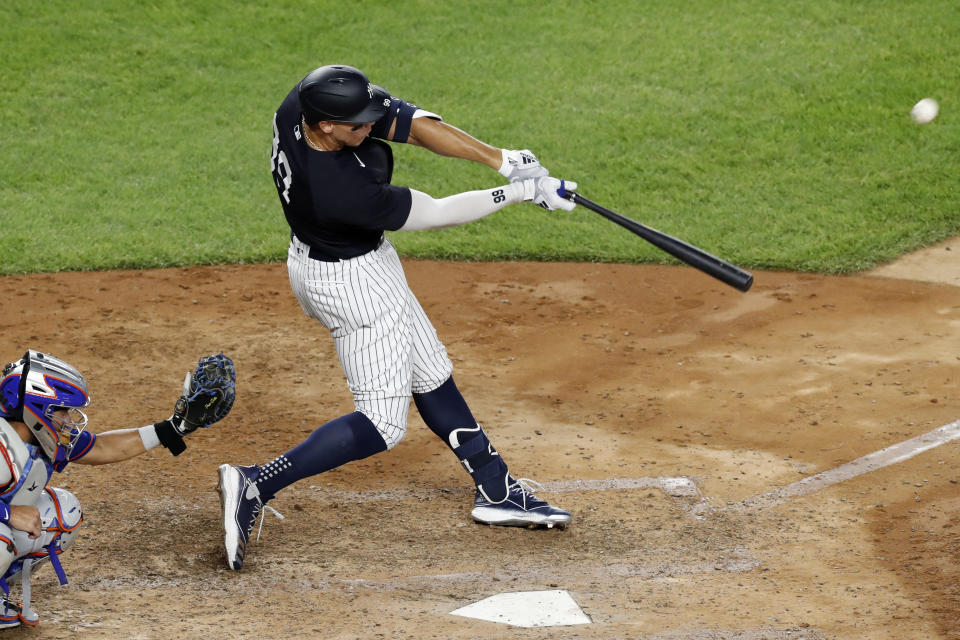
<box><xmin>170</xmin><ymin>352</ymin><xmax>236</xmax><ymax>436</ymax></box>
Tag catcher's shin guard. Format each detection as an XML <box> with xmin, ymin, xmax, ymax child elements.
<box><xmin>1</xmin><ymin>487</ymin><xmax>82</xmax><ymax>627</ymax></box>
<box><xmin>449</xmin><ymin>425</ymin><xmax>510</xmax><ymax>504</ymax></box>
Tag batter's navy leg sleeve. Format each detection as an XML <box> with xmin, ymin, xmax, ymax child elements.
<box><xmin>413</xmin><ymin>376</ymin><xmax>476</xmax><ymax>435</ymax></box>
<box><xmin>414</xmin><ymin>376</ymin><xmax>512</xmax><ymax>503</ymax></box>
<box><xmin>254</xmin><ymin>411</ymin><xmax>387</xmax><ymax>499</ymax></box>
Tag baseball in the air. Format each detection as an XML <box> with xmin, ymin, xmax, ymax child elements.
<box><xmin>910</xmin><ymin>98</ymin><xmax>939</xmax><ymax>124</ymax></box>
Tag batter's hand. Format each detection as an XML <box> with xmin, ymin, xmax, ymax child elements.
<box><xmin>531</xmin><ymin>177</ymin><xmax>578</xmax><ymax>211</ymax></box>
<box><xmin>9</xmin><ymin>504</ymin><xmax>42</xmax><ymax>539</ymax></box>
<box><xmin>498</xmin><ymin>149</ymin><xmax>549</xmax><ymax>182</ymax></box>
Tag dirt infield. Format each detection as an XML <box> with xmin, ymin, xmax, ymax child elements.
<box><xmin>0</xmin><ymin>239</ymin><xmax>958</xmax><ymax>639</ymax></box>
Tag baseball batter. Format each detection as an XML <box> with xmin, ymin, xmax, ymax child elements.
<box><xmin>217</xmin><ymin>64</ymin><xmax>578</xmax><ymax>571</ymax></box>
<box><xmin>0</xmin><ymin>350</ymin><xmax>235</xmax><ymax>627</ymax></box>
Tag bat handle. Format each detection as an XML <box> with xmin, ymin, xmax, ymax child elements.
<box><xmin>559</xmin><ymin>185</ymin><xmax>584</xmax><ymax>207</ymax></box>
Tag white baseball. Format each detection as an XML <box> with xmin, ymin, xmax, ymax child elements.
<box><xmin>910</xmin><ymin>98</ymin><xmax>939</xmax><ymax>124</ymax></box>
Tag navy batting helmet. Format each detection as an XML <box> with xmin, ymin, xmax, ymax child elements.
<box><xmin>299</xmin><ymin>65</ymin><xmax>391</xmax><ymax>125</ymax></box>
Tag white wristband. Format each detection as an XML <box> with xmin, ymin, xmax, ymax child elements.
<box><xmin>138</xmin><ymin>424</ymin><xmax>161</xmax><ymax>451</ymax></box>
<box><xmin>497</xmin><ymin>149</ymin><xmax>512</xmax><ymax>177</ymax></box>
<box><xmin>515</xmin><ymin>178</ymin><xmax>536</xmax><ymax>202</ymax></box>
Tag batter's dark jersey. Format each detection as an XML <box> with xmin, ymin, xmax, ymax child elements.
<box><xmin>270</xmin><ymin>87</ymin><xmax>421</xmax><ymax>259</ymax></box>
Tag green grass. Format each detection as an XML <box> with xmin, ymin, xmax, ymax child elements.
<box><xmin>1</xmin><ymin>0</ymin><xmax>958</xmax><ymax>275</ymax></box>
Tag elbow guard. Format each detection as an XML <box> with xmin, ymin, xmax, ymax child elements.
<box><xmin>371</xmin><ymin>98</ymin><xmax>439</xmax><ymax>143</ymax></box>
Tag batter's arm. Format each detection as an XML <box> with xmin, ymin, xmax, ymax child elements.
<box><xmin>400</xmin><ymin>185</ymin><xmax>526</xmax><ymax>231</ymax></box>
<box><xmin>405</xmin><ymin>117</ymin><xmax>503</xmax><ymax>170</ymax></box>
<box><xmin>399</xmin><ymin>175</ymin><xmax>574</xmax><ymax>230</ymax></box>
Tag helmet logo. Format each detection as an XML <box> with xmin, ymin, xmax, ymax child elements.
<box><xmin>366</xmin><ymin>83</ymin><xmax>374</xmax><ymax>98</ymax></box>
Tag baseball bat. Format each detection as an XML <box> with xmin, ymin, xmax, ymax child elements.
<box><xmin>559</xmin><ymin>187</ymin><xmax>754</xmax><ymax>292</ymax></box>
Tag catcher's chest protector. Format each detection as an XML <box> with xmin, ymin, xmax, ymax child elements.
<box><xmin>0</xmin><ymin>418</ymin><xmax>52</xmax><ymax>507</ymax></box>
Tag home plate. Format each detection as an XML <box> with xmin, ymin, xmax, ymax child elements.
<box><xmin>450</xmin><ymin>590</ymin><xmax>591</xmax><ymax>627</ymax></box>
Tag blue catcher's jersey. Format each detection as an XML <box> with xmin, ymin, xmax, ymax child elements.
<box><xmin>269</xmin><ymin>86</ymin><xmax>424</xmax><ymax>260</ymax></box>
<box><xmin>53</xmin><ymin>428</ymin><xmax>96</xmax><ymax>472</ymax></box>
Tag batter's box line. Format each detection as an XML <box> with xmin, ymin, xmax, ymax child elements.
<box><xmin>337</xmin><ymin>552</ymin><xmax>761</xmax><ymax>593</ymax></box>
<box><xmin>694</xmin><ymin>418</ymin><xmax>960</xmax><ymax>517</ymax></box>
<box><xmin>638</xmin><ymin>629</ymin><xmax>827</xmax><ymax>640</ymax></box>
<box><xmin>306</xmin><ymin>476</ymin><xmax>702</xmax><ymax>503</ymax></box>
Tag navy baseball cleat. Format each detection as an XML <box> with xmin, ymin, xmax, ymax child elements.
<box><xmin>218</xmin><ymin>464</ymin><xmax>264</xmax><ymax>570</ymax></box>
<box><xmin>471</xmin><ymin>478</ymin><xmax>572</xmax><ymax>529</ymax></box>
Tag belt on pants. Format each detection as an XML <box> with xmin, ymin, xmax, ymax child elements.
<box><xmin>294</xmin><ymin>234</ymin><xmax>384</xmax><ymax>262</ymax></box>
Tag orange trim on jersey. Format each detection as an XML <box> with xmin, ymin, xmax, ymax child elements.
<box><xmin>0</xmin><ymin>534</ymin><xmax>14</xmax><ymax>555</ymax></box>
<box><xmin>0</xmin><ymin>444</ymin><xmax>17</xmax><ymax>497</ymax></box>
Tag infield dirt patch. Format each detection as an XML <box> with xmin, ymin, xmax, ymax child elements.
<box><xmin>0</xmin><ymin>239</ymin><xmax>958</xmax><ymax>639</ymax></box>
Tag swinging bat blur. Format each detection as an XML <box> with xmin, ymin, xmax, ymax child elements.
<box><xmin>560</xmin><ymin>188</ymin><xmax>754</xmax><ymax>292</ymax></box>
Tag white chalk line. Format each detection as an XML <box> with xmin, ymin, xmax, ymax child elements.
<box><xmin>639</xmin><ymin>630</ymin><xmax>827</xmax><ymax>640</ymax></box>
<box><xmin>305</xmin><ymin>477</ymin><xmax>698</xmax><ymax>500</ymax></box>
<box><xmin>94</xmin><ymin>422</ymin><xmax>958</xmax><ymax>636</ymax></box>
<box><xmin>306</xmin><ymin>419</ymin><xmax>960</xmax><ymax>515</ymax></box>
<box><xmin>726</xmin><ymin>418</ymin><xmax>960</xmax><ymax>514</ymax></box>
<box><xmin>307</xmin><ymin>475</ymin><xmax>702</xmax><ymax>502</ymax></box>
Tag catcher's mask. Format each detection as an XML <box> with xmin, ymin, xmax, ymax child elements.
<box><xmin>298</xmin><ymin>64</ymin><xmax>391</xmax><ymax>126</ymax></box>
<box><xmin>0</xmin><ymin>350</ymin><xmax>90</xmax><ymax>464</ymax></box>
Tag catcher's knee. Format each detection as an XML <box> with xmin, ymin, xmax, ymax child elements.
<box><xmin>2</xmin><ymin>488</ymin><xmax>82</xmax><ymax>587</ymax></box>
<box><xmin>20</xmin><ymin>488</ymin><xmax>83</xmax><ymax>557</ymax></box>
<box><xmin>42</xmin><ymin>487</ymin><xmax>83</xmax><ymax>551</ymax></box>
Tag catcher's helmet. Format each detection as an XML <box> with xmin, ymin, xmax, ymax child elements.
<box><xmin>298</xmin><ymin>65</ymin><xmax>391</xmax><ymax>125</ymax></box>
<box><xmin>0</xmin><ymin>350</ymin><xmax>90</xmax><ymax>465</ymax></box>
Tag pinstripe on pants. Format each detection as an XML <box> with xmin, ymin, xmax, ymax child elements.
<box><xmin>287</xmin><ymin>235</ymin><xmax>453</xmax><ymax>449</ymax></box>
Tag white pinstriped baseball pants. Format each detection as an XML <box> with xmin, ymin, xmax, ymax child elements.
<box><xmin>287</xmin><ymin>235</ymin><xmax>453</xmax><ymax>449</ymax></box>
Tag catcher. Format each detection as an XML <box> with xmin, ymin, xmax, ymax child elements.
<box><xmin>0</xmin><ymin>349</ymin><xmax>235</xmax><ymax>628</ymax></box>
